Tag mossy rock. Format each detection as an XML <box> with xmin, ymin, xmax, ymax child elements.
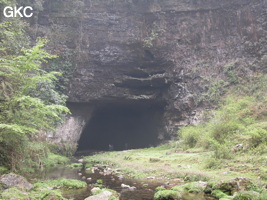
<box><xmin>85</xmin><ymin>188</ymin><xmax>119</xmax><ymax>200</ymax></box>
<box><xmin>1</xmin><ymin>187</ymin><xmax>29</xmax><ymax>200</ymax></box>
<box><xmin>233</xmin><ymin>191</ymin><xmax>260</xmax><ymax>200</ymax></box>
<box><xmin>154</xmin><ymin>189</ymin><xmax>181</xmax><ymax>200</ymax></box>
<box><xmin>184</xmin><ymin>182</ymin><xmax>207</xmax><ymax>193</ymax></box>
<box><xmin>211</xmin><ymin>189</ymin><xmax>230</xmax><ymax>199</ymax></box>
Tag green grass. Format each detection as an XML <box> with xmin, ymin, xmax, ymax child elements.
<box><xmin>0</xmin><ymin>178</ymin><xmax>87</xmax><ymax>200</ymax></box>
<box><xmin>42</xmin><ymin>153</ymin><xmax>70</xmax><ymax>168</ymax></box>
<box><xmin>67</xmin><ymin>162</ymin><xmax>83</xmax><ymax>169</ymax></box>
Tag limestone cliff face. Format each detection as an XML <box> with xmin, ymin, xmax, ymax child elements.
<box><xmin>34</xmin><ymin>0</ymin><xmax>267</xmax><ymax>151</ymax></box>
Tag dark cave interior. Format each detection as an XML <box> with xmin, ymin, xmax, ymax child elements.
<box><xmin>77</xmin><ymin>101</ymin><xmax>166</xmax><ymax>151</ymax></box>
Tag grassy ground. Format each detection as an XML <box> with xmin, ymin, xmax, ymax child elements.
<box><xmin>83</xmin><ymin>144</ymin><xmax>267</xmax><ymax>199</ymax></box>
<box><xmin>83</xmin><ymin>143</ymin><xmax>267</xmax><ymax>186</ymax></box>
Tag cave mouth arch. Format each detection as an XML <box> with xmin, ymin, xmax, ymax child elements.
<box><xmin>77</xmin><ymin>100</ymin><xmax>166</xmax><ymax>152</ymax></box>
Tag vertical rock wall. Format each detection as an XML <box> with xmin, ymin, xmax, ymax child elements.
<box><xmin>34</xmin><ymin>0</ymin><xmax>267</xmax><ymax>151</ymax></box>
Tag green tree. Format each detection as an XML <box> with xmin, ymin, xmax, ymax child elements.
<box><xmin>0</xmin><ymin>39</ymin><xmax>70</xmax><ymax>171</ymax></box>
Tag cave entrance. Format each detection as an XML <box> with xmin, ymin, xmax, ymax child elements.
<box><xmin>77</xmin><ymin>101</ymin><xmax>166</xmax><ymax>151</ymax></box>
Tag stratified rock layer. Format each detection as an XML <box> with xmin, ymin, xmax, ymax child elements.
<box><xmin>34</xmin><ymin>0</ymin><xmax>267</xmax><ymax>150</ymax></box>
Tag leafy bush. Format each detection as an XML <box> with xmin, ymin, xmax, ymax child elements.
<box><xmin>0</xmin><ymin>39</ymin><xmax>70</xmax><ymax>171</ymax></box>
<box><xmin>179</xmin><ymin>94</ymin><xmax>266</xmax><ymax>160</ymax></box>
<box><xmin>179</xmin><ymin>126</ymin><xmax>203</xmax><ymax>149</ymax></box>
<box><xmin>204</xmin><ymin>157</ymin><xmax>223</xmax><ymax>169</ymax></box>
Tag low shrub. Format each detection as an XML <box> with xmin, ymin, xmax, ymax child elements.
<box><xmin>204</xmin><ymin>157</ymin><xmax>223</xmax><ymax>169</ymax></box>
<box><xmin>154</xmin><ymin>189</ymin><xmax>181</xmax><ymax>200</ymax></box>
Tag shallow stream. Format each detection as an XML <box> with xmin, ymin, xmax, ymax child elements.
<box><xmin>31</xmin><ymin>152</ymin><xmax>215</xmax><ymax>200</ymax></box>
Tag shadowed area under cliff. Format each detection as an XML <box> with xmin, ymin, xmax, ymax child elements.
<box><xmin>77</xmin><ymin>101</ymin><xmax>166</xmax><ymax>151</ymax></box>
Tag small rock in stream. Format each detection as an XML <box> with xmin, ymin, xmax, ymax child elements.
<box><xmin>91</xmin><ymin>187</ymin><xmax>101</xmax><ymax>193</ymax></box>
<box><xmin>78</xmin><ymin>159</ymin><xmax>84</xmax><ymax>163</ymax></box>
<box><xmin>128</xmin><ymin>186</ymin><xmax>136</xmax><ymax>191</ymax></box>
<box><xmin>121</xmin><ymin>183</ymin><xmax>130</xmax><ymax>188</ymax></box>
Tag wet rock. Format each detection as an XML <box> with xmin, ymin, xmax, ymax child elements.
<box><xmin>0</xmin><ymin>173</ymin><xmax>33</xmax><ymax>191</ymax></box>
<box><xmin>128</xmin><ymin>186</ymin><xmax>136</xmax><ymax>191</ymax></box>
<box><xmin>91</xmin><ymin>187</ymin><xmax>101</xmax><ymax>193</ymax></box>
<box><xmin>87</xmin><ymin>177</ymin><xmax>92</xmax><ymax>181</ymax></box>
<box><xmin>85</xmin><ymin>190</ymin><xmax>113</xmax><ymax>200</ymax></box>
<box><xmin>78</xmin><ymin>159</ymin><xmax>84</xmax><ymax>163</ymax></box>
<box><xmin>103</xmin><ymin>168</ymin><xmax>113</xmax><ymax>176</ymax></box>
<box><xmin>121</xmin><ymin>183</ymin><xmax>130</xmax><ymax>188</ymax></box>
<box><xmin>78</xmin><ymin>173</ymin><xmax>82</xmax><ymax>176</ymax></box>
<box><xmin>147</xmin><ymin>176</ymin><xmax>155</xmax><ymax>179</ymax></box>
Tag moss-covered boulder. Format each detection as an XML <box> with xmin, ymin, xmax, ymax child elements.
<box><xmin>85</xmin><ymin>188</ymin><xmax>119</xmax><ymax>200</ymax></box>
<box><xmin>215</xmin><ymin>177</ymin><xmax>253</xmax><ymax>195</ymax></box>
<box><xmin>154</xmin><ymin>189</ymin><xmax>181</xmax><ymax>200</ymax></box>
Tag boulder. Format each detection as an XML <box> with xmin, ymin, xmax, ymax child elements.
<box><xmin>215</xmin><ymin>177</ymin><xmax>252</xmax><ymax>195</ymax></box>
<box><xmin>85</xmin><ymin>190</ymin><xmax>113</xmax><ymax>200</ymax></box>
<box><xmin>0</xmin><ymin>173</ymin><xmax>33</xmax><ymax>191</ymax></box>
<box><xmin>91</xmin><ymin>187</ymin><xmax>101</xmax><ymax>193</ymax></box>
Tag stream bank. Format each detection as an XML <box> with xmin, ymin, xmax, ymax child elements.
<box><xmin>1</xmin><ymin>144</ymin><xmax>267</xmax><ymax>200</ymax></box>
